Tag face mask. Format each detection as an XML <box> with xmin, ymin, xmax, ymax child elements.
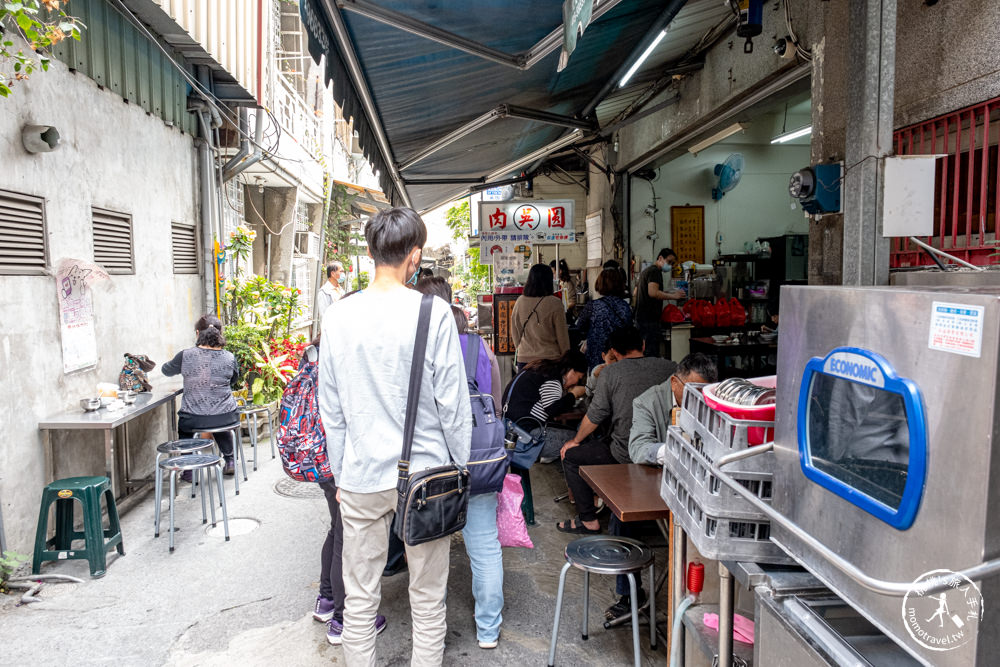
<box><xmin>338</xmin><ymin>273</ymin><xmax>347</xmax><ymax>286</ymax></box>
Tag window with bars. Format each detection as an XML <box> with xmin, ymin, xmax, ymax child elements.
<box><xmin>0</xmin><ymin>189</ymin><xmax>47</xmax><ymax>275</ymax></box>
<box><xmin>92</xmin><ymin>208</ymin><xmax>134</xmax><ymax>274</ymax></box>
<box><xmin>290</xmin><ymin>257</ymin><xmax>313</xmax><ymax>327</ymax></box>
<box><xmin>891</xmin><ymin>98</ymin><xmax>1000</xmax><ymax>268</ymax></box>
<box><xmin>171</xmin><ymin>223</ymin><xmax>199</xmax><ymax>274</ymax></box>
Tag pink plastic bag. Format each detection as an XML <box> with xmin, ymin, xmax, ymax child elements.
<box><xmin>497</xmin><ymin>474</ymin><xmax>533</xmax><ymax>548</ymax></box>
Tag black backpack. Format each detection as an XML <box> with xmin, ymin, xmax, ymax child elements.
<box><xmin>462</xmin><ymin>334</ymin><xmax>508</xmax><ymax>495</ymax></box>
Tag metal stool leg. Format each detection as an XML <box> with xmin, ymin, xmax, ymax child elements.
<box><xmin>199</xmin><ymin>468</ymin><xmax>208</xmax><ymax>524</ymax></box>
<box><xmin>216</xmin><ymin>463</ymin><xmax>230</xmax><ymax>541</ymax></box>
<box><xmin>207</xmin><ymin>466</ymin><xmax>217</xmax><ymax>527</ymax></box>
<box><xmin>153</xmin><ymin>464</ymin><xmax>163</xmax><ymax>538</ymax></box>
<box><xmin>548</xmin><ymin>561</ymin><xmax>572</xmax><ymax>666</ymax></box>
<box><xmin>627</xmin><ymin>573</ymin><xmax>641</xmax><ymax>667</ymax></box>
<box><xmin>168</xmin><ymin>471</ymin><xmax>177</xmax><ymax>553</ymax></box>
<box><xmin>268</xmin><ymin>407</ymin><xmax>276</xmax><ymax>459</ymax></box>
<box><xmin>649</xmin><ymin>563</ymin><xmax>656</xmax><ymax>650</ymax></box>
<box><xmin>248</xmin><ymin>412</ymin><xmax>258</xmax><ymax>472</ymax></box>
<box><xmin>237</xmin><ymin>425</ymin><xmax>247</xmax><ymax>481</ymax></box>
<box><xmin>582</xmin><ymin>570</ymin><xmax>590</xmax><ymax>640</ymax></box>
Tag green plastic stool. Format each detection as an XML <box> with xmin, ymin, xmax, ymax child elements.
<box><xmin>32</xmin><ymin>476</ymin><xmax>124</xmax><ymax>578</ymax></box>
<box><xmin>511</xmin><ymin>464</ymin><xmax>535</xmax><ymax>526</ymax></box>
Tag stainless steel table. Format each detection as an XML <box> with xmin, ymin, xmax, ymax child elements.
<box><xmin>38</xmin><ymin>386</ymin><xmax>182</xmax><ymax>500</ymax></box>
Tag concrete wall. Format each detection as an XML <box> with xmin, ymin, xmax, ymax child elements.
<box><xmin>0</xmin><ymin>61</ymin><xmax>202</xmax><ymax>552</ymax></box>
<box><xmin>629</xmin><ymin>137</ymin><xmax>811</xmax><ymax>267</ymax></box>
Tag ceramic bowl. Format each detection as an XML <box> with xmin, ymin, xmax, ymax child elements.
<box><xmin>80</xmin><ymin>398</ymin><xmax>101</xmax><ymax>412</ymax></box>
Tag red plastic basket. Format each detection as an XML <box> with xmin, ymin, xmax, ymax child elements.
<box><xmin>702</xmin><ymin>376</ymin><xmax>777</xmax><ymax>444</ymax></box>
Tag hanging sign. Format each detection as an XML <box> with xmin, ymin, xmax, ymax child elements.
<box><xmin>559</xmin><ymin>0</ymin><xmax>594</xmax><ymax>71</ymax></box>
<box><xmin>55</xmin><ymin>258</ymin><xmax>111</xmax><ymax>374</ymax></box>
<box><xmin>477</xmin><ymin>199</ymin><xmax>576</xmax><ymax>244</ymax></box>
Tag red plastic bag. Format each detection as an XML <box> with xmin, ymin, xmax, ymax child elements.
<box><xmin>661</xmin><ymin>304</ymin><xmax>686</xmax><ymax>323</ymax></box>
<box><xmin>728</xmin><ymin>298</ymin><xmax>746</xmax><ymax>326</ymax></box>
<box><xmin>714</xmin><ymin>300</ymin><xmax>730</xmax><ymax>327</ymax></box>
<box><xmin>497</xmin><ymin>474</ymin><xmax>533</xmax><ymax>548</ymax></box>
<box><xmin>698</xmin><ymin>301</ymin><xmax>716</xmax><ymax>327</ymax></box>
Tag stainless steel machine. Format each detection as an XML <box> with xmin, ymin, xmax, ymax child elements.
<box><xmin>769</xmin><ymin>285</ymin><xmax>1000</xmax><ymax>666</ymax></box>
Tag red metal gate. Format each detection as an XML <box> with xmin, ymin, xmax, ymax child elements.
<box><xmin>891</xmin><ymin>99</ymin><xmax>1000</xmax><ymax>268</ymax></box>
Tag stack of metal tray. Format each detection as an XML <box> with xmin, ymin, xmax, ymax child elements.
<box><xmin>660</xmin><ymin>384</ymin><xmax>794</xmax><ymax>564</ymax></box>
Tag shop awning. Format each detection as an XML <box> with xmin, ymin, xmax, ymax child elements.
<box><xmin>301</xmin><ymin>0</ymin><xmax>722</xmax><ymax>212</ymax></box>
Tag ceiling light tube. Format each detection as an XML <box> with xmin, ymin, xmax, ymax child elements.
<box><xmin>687</xmin><ymin>123</ymin><xmax>748</xmax><ymax>155</ymax></box>
<box><xmin>619</xmin><ymin>29</ymin><xmax>667</xmax><ymax>88</ymax></box>
<box><xmin>771</xmin><ymin>125</ymin><xmax>812</xmax><ymax>144</ymax></box>
<box><xmin>486</xmin><ymin>129</ymin><xmax>583</xmax><ymax>180</ymax></box>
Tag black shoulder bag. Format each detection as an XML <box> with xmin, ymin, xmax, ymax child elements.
<box><xmin>392</xmin><ymin>294</ymin><xmax>471</xmax><ymax>546</ymax></box>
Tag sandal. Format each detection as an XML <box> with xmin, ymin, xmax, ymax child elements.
<box><xmin>556</xmin><ymin>517</ymin><xmax>601</xmax><ymax>534</ymax></box>
<box><xmin>604</xmin><ymin>589</ymin><xmax>648</xmax><ymax>622</ymax></box>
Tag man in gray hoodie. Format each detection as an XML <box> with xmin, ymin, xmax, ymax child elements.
<box><xmin>319</xmin><ymin>207</ymin><xmax>472</xmax><ymax>666</ymax></box>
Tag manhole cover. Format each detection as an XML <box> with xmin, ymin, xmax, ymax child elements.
<box><xmin>273</xmin><ymin>478</ymin><xmax>326</xmax><ymax>499</ymax></box>
<box><xmin>206</xmin><ymin>517</ymin><xmax>260</xmax><ymax>538</ymax></box>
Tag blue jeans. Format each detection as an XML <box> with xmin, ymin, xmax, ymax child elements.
<box><xmin>462</xmin><ymin>492</ymin><xmax>504</xmax><ymax>642</ymax></box>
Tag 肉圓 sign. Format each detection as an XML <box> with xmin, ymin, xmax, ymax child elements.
<box><xmin>476</xmin><ymin>199</ymin><xmax>576</xmax><ymax>244</ymax></box>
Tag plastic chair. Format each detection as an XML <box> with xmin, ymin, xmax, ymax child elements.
<box><xmin>154</xmin><ymin>454</ymin><xmax>230</xmax><ymax>552</ymax></box>
<box><xmin>548</xmin><ymin>536</ymin><xmax>655</xmax><ymax>667</ymax></box>
<box><xmin>32</xmin><ymin>476</ymin><xmax>124</xmax><ymax>578</ymax></box>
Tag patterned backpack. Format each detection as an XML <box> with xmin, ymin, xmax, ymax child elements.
<box><xmin>277</xmin><ymin>352</ymin><xmax>333</xmax><ymax>483</ymax></box>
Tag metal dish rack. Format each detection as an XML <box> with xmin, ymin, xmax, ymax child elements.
<box><xmin>660</xmin><ymin>385</ymin><xmax>795</xmax><ymax>564</ymax></box>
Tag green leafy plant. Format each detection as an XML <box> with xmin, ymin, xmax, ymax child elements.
<box><xmin>251</xmin><ymin>341</ymin><xmax>295</xmax><ymax>405</ymax></box>
<box><xmin>351</xmin><ymin>271</ymin><xmax>370</xmax><ymax>291</ymax></box>
<box><xmin>0</xmin><ymin>1</ymin><xmax>84</xmax><ymax>98</ymax></box>
<box><xmin>226</xmin><ymin>224</ymin><xmax>256</xmax><ymax>278</ymax></box>
<box><xmin>445</xmin><ymin>200</ymin><xmax>491</xmax><ymax>298</ymax></box>
<box><xmin>0</xmin><ymin>550</ymin><xmax>28</xmax><ymax>593</ymax></box>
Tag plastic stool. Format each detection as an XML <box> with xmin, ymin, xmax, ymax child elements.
<box><xmin>510</xmin><ymin>463</ymin><xmax>535</xmax><ymax>526</ymax></box>
<box><xmin>198</xmin><ymin>422</ymin><xmax>247</xmax><ymax>494</ymax></box>
<box><xmin>240</xmin><ymin>404</ymin><xmax>276</xmax><ymax>471</ymax></box>
<box><xmin>548</xmin><ymin>536</ymin><xmax>655</xmax><ymax>667</ymax></box>
<box><xmin>32</xmin><ymin>476</ymin><xmax>124</xmax><ymax>578</ymax></box>
<box><xmin>154</xmin><ymin>454</ymin><xmax>230</xmax><ymax>552</ymax></box>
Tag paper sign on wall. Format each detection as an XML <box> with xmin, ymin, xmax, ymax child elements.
<box><xmin>928</xmin><ymin>301</ymin><xmax>984</xmax><ymax>358</ymax></box>
<box><xmin>56</xmin><ymin>258</ymin><xmax>111</xmax><ymax>374</ymax></box>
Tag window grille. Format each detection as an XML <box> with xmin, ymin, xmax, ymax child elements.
<box><xmin>0</xmin><ymin>189</ymin><xmax>47</xmax><ymax>275</ymax></box>
<box><xmin>92</xmin><ymin>208</ymin><xmax>134</xmax><ymax>274</ymax></box>
<box><xmin>891</xmin><ymin>98</ymin><xmax>1000</xmax><ymax>268</ymax></box>
<box><xmin>171</xmin><ymin>223</ymin><xmax>199</xmax><ymax>274</ymax></box>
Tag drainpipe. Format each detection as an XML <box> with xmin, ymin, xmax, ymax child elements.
<box><xmin>223</xmin><ymin>107</ymin><xmax>266</xmax><ymax>183</ymax></box>
<box><xmin>191</xmin><ymin>99</ymin><xmax>223</xmax><ymax>313</ymax></box>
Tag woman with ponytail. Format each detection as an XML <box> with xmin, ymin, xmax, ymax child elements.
<box><xmin>162</xmin><ymin>314</ymin><xmax>241</xmax><ymax>475</ymax></box>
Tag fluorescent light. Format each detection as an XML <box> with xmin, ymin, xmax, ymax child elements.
<box><xmin>771</xmin><ymin>125</ymin><xmax>812</xmax><ymax>144</ymax></box>
<box><xmin>687</xmin><ymin>123</ymin><xmax>748</xmax><ymax>155</ymax></box>
<box><xmin>619</xmin><ymin>29</ymin><xmax>667</xmax><ymax>88</ymax></box>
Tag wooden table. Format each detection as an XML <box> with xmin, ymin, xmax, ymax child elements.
<box><xmin>581</xmin><ymin>463</ymin><xmax>674</xmax><ymax>646</ymax></box>
<box><xmin>580</xmin><ymin>463</ymin><xmax>669</xmax><ymax>522</ymax></box>
<box><xmin>38</xmin><ymin>386</ymin><xmax>182</xmax><ymax>502</ymax></box>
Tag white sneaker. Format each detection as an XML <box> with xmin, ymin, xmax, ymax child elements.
<box><xmin>478</xmin><ymin>638</ymin><xmax>499</xmax><ymax>649</ymax></box>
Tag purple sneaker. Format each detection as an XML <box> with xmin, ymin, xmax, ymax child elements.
<box><xmin>327</xmin><ymin>614</ymin><xmax>387</xmax><ymax>646</ymax></box>
<box><xmin>313</xmin><ymin>596</ymin><xmax>336</xmax><ymax>622</ymax></box>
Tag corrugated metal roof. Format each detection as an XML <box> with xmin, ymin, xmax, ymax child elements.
<box><xmin>301</xmin><ymin>0</ymin><xmax>737</xmax><ymax>211</ymax></box>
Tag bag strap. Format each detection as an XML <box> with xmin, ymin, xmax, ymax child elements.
<box><xmin>502</xmin><ymin>368</ymin><xmax>526</xmax><ymax>416</ymax></box>
<box><xmin>397</xmin><ymin>294</ymin><xmax>434</xmax><ymax>486</ymax></box>
<box><xmin>463</xmin><ymin>333</ymin><xmax>481</xmax><ymax>390</ymax></box>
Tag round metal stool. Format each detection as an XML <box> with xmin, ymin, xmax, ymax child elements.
<box><xmin>239</xmin><ymin>404</ymin><xmax>276</xmax><ymax>471</ymax></box>
<box><xmin>198</xmin><ymin>422</ymin><xmax>247</xmax><ymax>494</ymax></box>
<box><xmin>154</xmin><ymin>454</ymin><xmax>230</xmax><ymax>552</ymax></box>
<box><xmin>153</xmin><ymin>438</ymin><xmax>215</xmax><ymax>509</ymax></box>
<box><xmin>548</xmin><ymin>536</ymin><xmax>655</xmax><ymax>667</ymax></box>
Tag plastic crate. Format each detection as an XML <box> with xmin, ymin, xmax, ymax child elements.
<box><xmin>664</xmin><ymin>425</ymin><xmax>773</xmax><ymax>519</ymax></box>
<box><xmin>660</xmin><ymin>465</ymin><xmax>795</xmax><ymax>564</ymax></box>
<box><xmin>679</xmin><ymin>383</ymin><xmax>775</xmax><ymax>460</ymax></box>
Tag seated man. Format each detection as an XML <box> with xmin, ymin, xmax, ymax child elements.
<box><xmin>556</xmin><ymin>326</ymin><xmax>675</xmax><ymax>534</ymax></box>
<box><xmin>604</xmin><ymin>352</ymin><xmax>718</xmax><ymax>622</ymax></box>
<box><xmin>629</xmin><ymin>352</ymin><xmax>718</xmax><ymax>465</ymax></box>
